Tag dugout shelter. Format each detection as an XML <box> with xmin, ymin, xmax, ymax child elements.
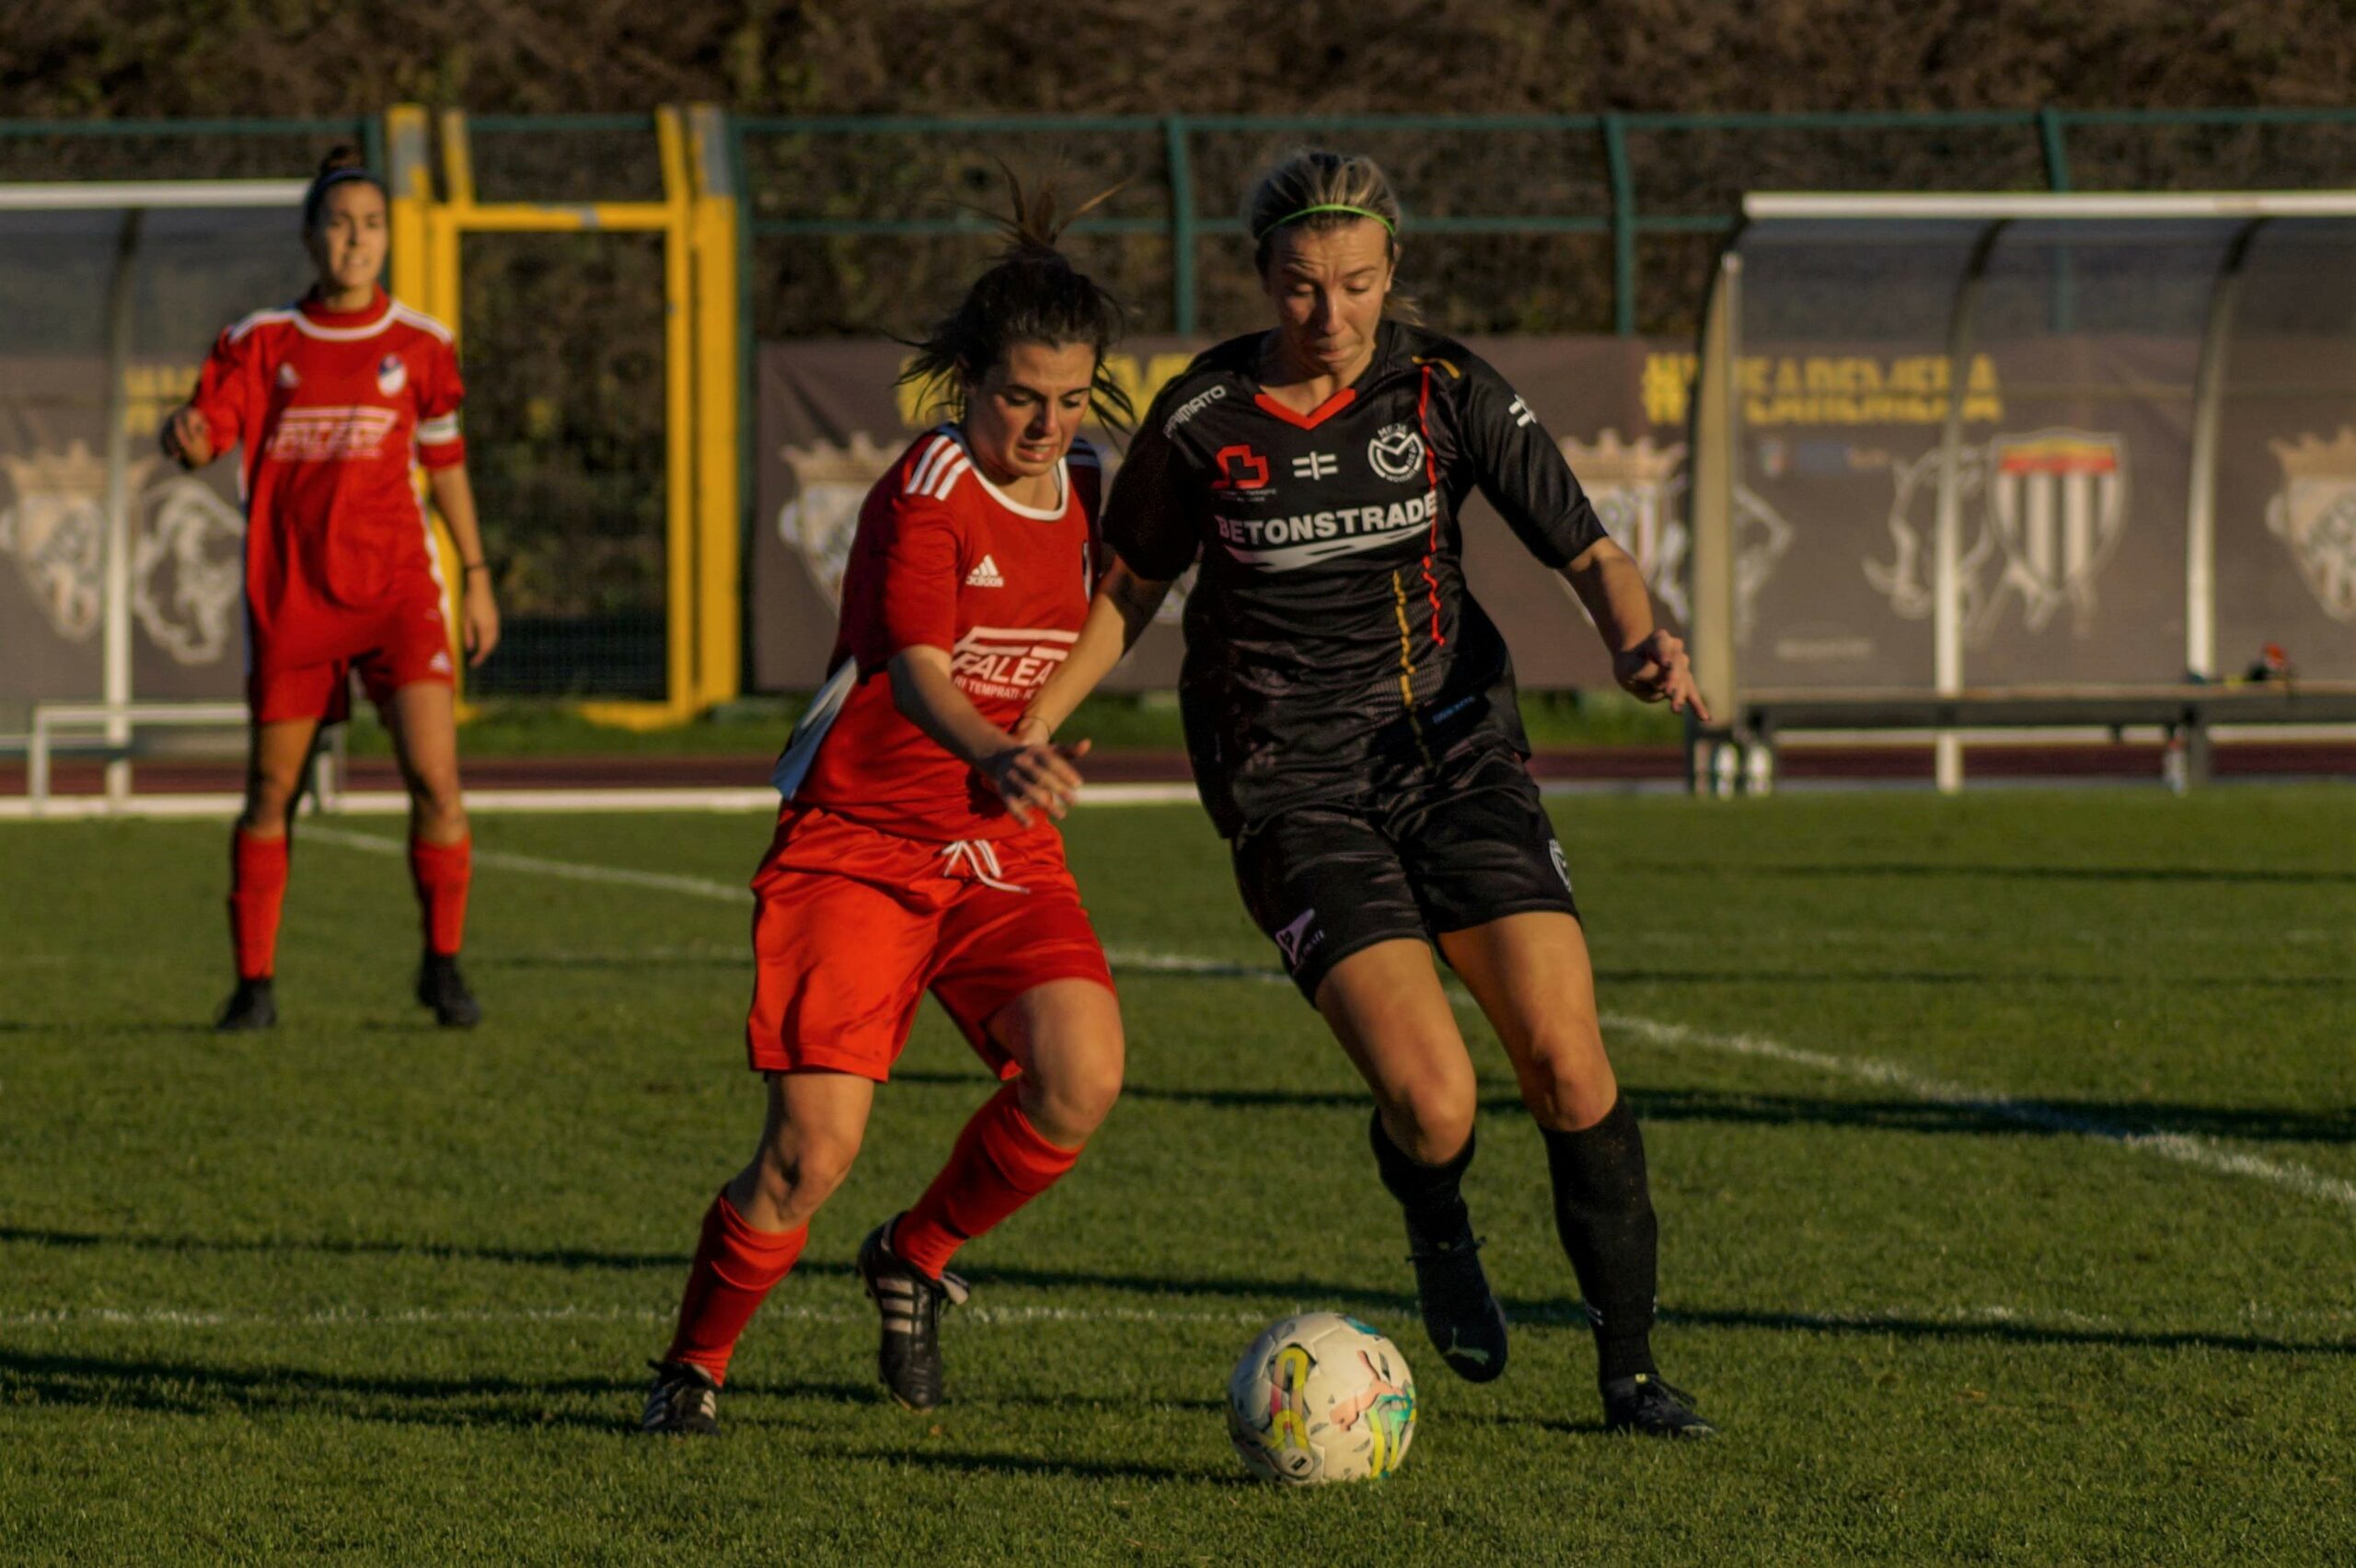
<box><xmin>1684</xmin><ymin>191</ymin><xmax>2356</xmax><ymax>791</ymax></box>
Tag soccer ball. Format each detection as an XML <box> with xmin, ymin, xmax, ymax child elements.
<box><xmin>1225</xmin><ymin>1312</ymin><xmax>1417</xmax><ymax>1484</ymax></box>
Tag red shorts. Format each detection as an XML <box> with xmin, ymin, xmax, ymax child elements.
<box><xmin>745</xmin><ymin>804</ymin><xmax>1115</xmax><ymax>1081</ymax></box>
<box><xmin>248</xmin><ymin>593</ymin><xmax>455</xmax><ymax>725</ymax></box>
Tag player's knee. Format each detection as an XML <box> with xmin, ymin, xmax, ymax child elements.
<box><xmin>1023</xmin><ymin>1051</ymin><xmax>1124</xmax><ymax>1144</ymax></box>
<box><xmin>243</xmin><ymin>778</ymin><xmax>299</xmax><ymax>834</ymax></box>
<box><xmin>756</xmin><ymin>1126</ymin><xmax>861</xmax><ymax>1215</ymax></box>
<box><xmin>1519</xmin><ymin>1034</ymin><xmax>1618</xmax><ymax>1133</ymax></box>
<box><xmin>410</xmin><ymin>773</ymin><xmax>466</xmax><ymax>836</ymax></box>
<box><xmin>1388</xmin><ymin>1078</ymin><xmax>1476</xmax><ymax>1165</ymax></box>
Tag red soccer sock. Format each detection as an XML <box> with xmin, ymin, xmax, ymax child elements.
<box><xmin>893</xmin><ymin>1083</ymin><xmax>1083</xmax><ymax>1280</ymax></box>
<box><xmin>664</xmin><ymin>1189</ymin><xmax>808</xmax><ymax>1384</ymax></box>
<box><xmin>227</xmin><ymin>827</ymin><xmax>290</xmax><ymax>982</ymax></box>
<box><xmin>408</xmin><ymin>835</ymin><xmax>471</xmax><ymax>957</ymax></box>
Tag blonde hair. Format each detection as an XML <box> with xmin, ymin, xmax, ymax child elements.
<box><xmin>1244</xmin><ymin>149</ymin><xmax>1415</xmax><ymax>321</ymax></box>
<box><xmin>1245</xmin><ymin>149</ymin><xmax>1403</xmax><ymax>272</ymax></box>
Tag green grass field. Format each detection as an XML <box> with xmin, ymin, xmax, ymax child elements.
<box><xmin>3</xmin><ymin>790</ymin><xmax>2350</xmax><ymax>1564</ymax></box>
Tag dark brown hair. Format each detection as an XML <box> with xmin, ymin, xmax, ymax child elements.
<box><xmin>897</xmin><ymin>169</ymin><xmax>1133</xmax><ymax>430</ymax></box>
<box><xmin>302</xmin><ymin>145</ymin><xmax>386</xmax><ymax>231</ymax></box>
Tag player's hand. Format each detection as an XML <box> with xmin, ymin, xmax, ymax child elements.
<box><xmin>1613</xmin><ymin>629</ymin><xmax>1712</xmax><ymax>722</ymax></box>
<box><xmin>982</xmin><ymin>735</ymin><xmax>1091</xmax><ymax>825</ymax></box>
<box><xmin>160</xmin><ymin>405</ymin><xmax>213</xmax><ymax>468</ymax></box>
<box><xmin>462</xmin><ymin>571</ymin><xmax>501</xmax><ymax>666</ymax></box>
<box><xmin>1010</xmin><ymin>711</ymin><xmax>1053</xmax><ymax>748</ymax></box>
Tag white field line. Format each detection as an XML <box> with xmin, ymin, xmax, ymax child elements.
<box><xmin>1598</xmin><ymin>1013</ymin><xmax>2356</xmax><ymax>1216</ymax></box>
<box><xmin>301</xmin><ymin>828</ymin><xmax>2356</xmax><ymax>1218</ymax></box>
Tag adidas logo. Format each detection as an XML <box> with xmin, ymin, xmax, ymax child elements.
<box><xmin>964</xmin><ymin>554</ymin><xmax>1005</xmax><ymax>588</ymax></box>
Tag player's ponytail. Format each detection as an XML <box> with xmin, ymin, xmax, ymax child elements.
<box><xmin>302</xmin><ymin>145</ymin><xmax>386</xmax><ymax>231</ymax></box>
<box><xmin>898</xmin><ymin>167</ymin><xmax>1135</xmax><ymax>431</ymax></box>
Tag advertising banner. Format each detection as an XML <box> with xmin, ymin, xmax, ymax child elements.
<box><xmin>751</xmin><ymin>336</ymin><xmax>1690</xmax><ymax>692</ymax></box>
<box><xmin>0</xmin><ymin>354</ymin><xmax>248</xmax><ymax>709</ymax></box>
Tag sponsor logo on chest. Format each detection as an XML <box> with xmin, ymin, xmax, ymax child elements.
<box><xmin>950</xmin><ymin>625</ymin><xmax>1078</xmax><ymax>701</ymax></box>
<box><xmin>266</xmin><ymin>406</ymin><xmax>401</xmax><ymax>462</ymax></box>
<box><xmin>1212</xmin><ymin>490</ymin><xmax>1438</xmax><ymax>571</ymax></box>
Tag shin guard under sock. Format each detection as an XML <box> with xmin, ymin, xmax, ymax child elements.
<box><xmin>1541</xmin><ymin>1094</ymin><xmax>1660</xmax><ymax>1385</ymax></box>
<box><xmin>1369</xmin><ymin>1112</ymin><xmax>1475</xmax><ymax>1239</ymax></box>
<box><xmin>408</xmin><ymin>835</ymin><xmax>471</xmax><ymax>957</ymax></box>
<box><xmin>664</xmin><ymin>1189</ymin><xmax>808</xmax><ymax>1384</ymax></box>
<box><xmin>228</xmin><ymin>828</ymin><xmax>289</xmax><ymax>982</ymax></box>
<box><xmin>893</xmin><ymin>1084</ymin><xmax>1081</xmax><ymax>1280</ymax></box>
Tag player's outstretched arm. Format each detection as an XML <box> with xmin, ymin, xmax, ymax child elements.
<box><xmin>1022</xmin><ymin>557</ymin><xmax>1172</xmax><ymax>738</ymax></box>
<box><xmin>1563</xmin><ymin>536</ymin><xmax>1711</xmax><ymax>721</ymax></box>
<box><xmin>889</xmin><ymin>645</ymin><xmax>1091</xmax><ymax>825</ymax></box>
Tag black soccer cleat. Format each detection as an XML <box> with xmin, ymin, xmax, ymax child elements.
<box><xmin>855</xmin><ymin>1219</ymin><xmax>970</xmax><ymax>1412</ymax></box>
<box><xmin>1403</xmin><ymin>1218</ymin><xmax>1510</xmax><ymax>1383</ymax></box>
<box><xmin>1602</xmin><ymin>1372</ymin><xmax>1717</xmax><ymax>1438</ymax></box>
<box><xmin>640</xmin><ymin>1358</ymin><xmax>721</xmax><ymax>1435</ymax></box>
<box><xmin>416</xmin><ymin>952</ymin><xmax>482</xmax><ymax>1029</ymax></box>
<box><xmin>214</xmin><ymin>978</ymin><xmax>278</xmax><ymax>1032</ymax></box>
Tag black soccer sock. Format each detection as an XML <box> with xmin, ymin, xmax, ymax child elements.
<box><xmin>1369</xmin><ymin>1111</ymin><xmax>1475</xmax><ymax>1240</ymax></box>
<box><xmin>1541</xmin><ymin>1094</ymin><xmax>1661</xmax><ymax>1386</ymax></box>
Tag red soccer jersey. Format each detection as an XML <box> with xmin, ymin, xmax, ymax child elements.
<box><xmin>783</xmin><ymin>425</ymin><xmax>1103</xmax><ymax>841</ymax></box>
<box><xmin>187</xmin><ymin>287</ymin><xmax>465</xmax><ymax>649</ymax></box>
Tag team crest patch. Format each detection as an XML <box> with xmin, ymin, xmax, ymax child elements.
<box><xmin>133</xmin><ymin>477</ymin><xmax>245</xmax><ymax>663</ymax></box>
<box><xmin>1562</xmin><ymin>430</ymin><xmax>1690</xmax><ymax>623</ymax></box>
<box><xmin>777</xmin><ymin>433</ymin><xmax>898</xmax><ymax>605</ymax></box>
<box><xmin>1368</xmin><ymin>422</ymin><xmax>1425</xmax><ymax>483</ymax></box>
<box><xmin>0</xmin><ymin>440</ymin><xmax>116</xmax><ymax>641</ymax></box>
<box><xmin>277</xmin><ymin>363</ymin><xmax>300</xmax><ymax>388</ymax></box>
<box><xmin>2265</xmin><ymin>429</ymin><xmax>2356</xmax><ymax>622</ymax></box>
<box><xmin>1868</xmin><ymin>428</ymin><xmax>2130</xmax><ymax>645</ymax></box>
<box><xmin>375</xmin><ymin>354</ymin><xmax>407</xmax><ymax>396</ymax></box>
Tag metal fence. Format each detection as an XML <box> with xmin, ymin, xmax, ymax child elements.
<box><xmin>733</xmin><ymin>109</ymin><xmax>2356</xmax><ymax>339</ymax></box>
<box><xmin>3</xmin><ymin>107</ymin><xmax>2351</xmax><ymax>731</ymax></box>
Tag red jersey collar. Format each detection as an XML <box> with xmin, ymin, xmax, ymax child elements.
<box><xmin>296</xmin><ymin>287</ymin><xmax>395</xmax><ymax>338</ymax></box>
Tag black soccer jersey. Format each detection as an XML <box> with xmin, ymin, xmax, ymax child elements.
<box><xmin>1104</xmin><ymin>320</ymin><xmax>1609</xmax><ymax>836</ymax></box>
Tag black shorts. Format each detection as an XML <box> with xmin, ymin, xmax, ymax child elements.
<box><xmin>1230</xmin><ymin>741</ymin><xmax>1579</xmax><ymax>1002</ymax></box>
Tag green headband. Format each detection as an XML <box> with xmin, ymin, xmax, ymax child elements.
<box><xmin>1254</xmin><ymin>203</ymin><xmax>1397</xmax><ymax>243</ymax></box>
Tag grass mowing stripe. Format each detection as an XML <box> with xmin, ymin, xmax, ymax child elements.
<box><xmin>10</xmin><ymin>1300</ymin><xmax>2346</xmax><ymax>1338</ymax></box>
<box><xmin>304</xmin><ymin>824</ymin><xmax>2356</xmax><ymax>1216</ymax></box>
<box><xmin>1600</xmin><ymin>1014</ymin><xmax>2356</xmax><ymax>1216</ymax></box>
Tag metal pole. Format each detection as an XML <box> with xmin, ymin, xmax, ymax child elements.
<box><xmin>1164</xmin><ymin>117</ymin><xmax>1195</xmax><ymax>335</ymax></box>
<box><xmin>1688</xmin><ymin>248</ymin><xmax>1741</xmax><ymax>789</ymax></box>
<box><xmin>2037</xmin><ymin>109</ymin><xmax>2075</xmax><ymax>333</ymax></box>
<box><xmin>101</xmin><ymin>208</ymin><xmax>143</xmax><ymax>808</ymax></box>
<box><xmin>1604</xmin><ymin>114</ymin><xmax>1635</xmax><ymax>338</ymax></box>
<box><xmin>2185</xmin><ymin>218</ymin><xmax>2266</xmax><ymax>684</ymax></box>
<box><xmin>732</xmin><ymin>111</ymin><xmax>757</xmax><ymax>697</ymax></box>
<box><xmin>657</xmin><ymin>107</ymin><xmax>697</xmax><ymax>717</ymax></box>
<box><xmin>1934</xmin><ymin>220</ymin><xmax>2007</xmax><ymax>794</ymax></box>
